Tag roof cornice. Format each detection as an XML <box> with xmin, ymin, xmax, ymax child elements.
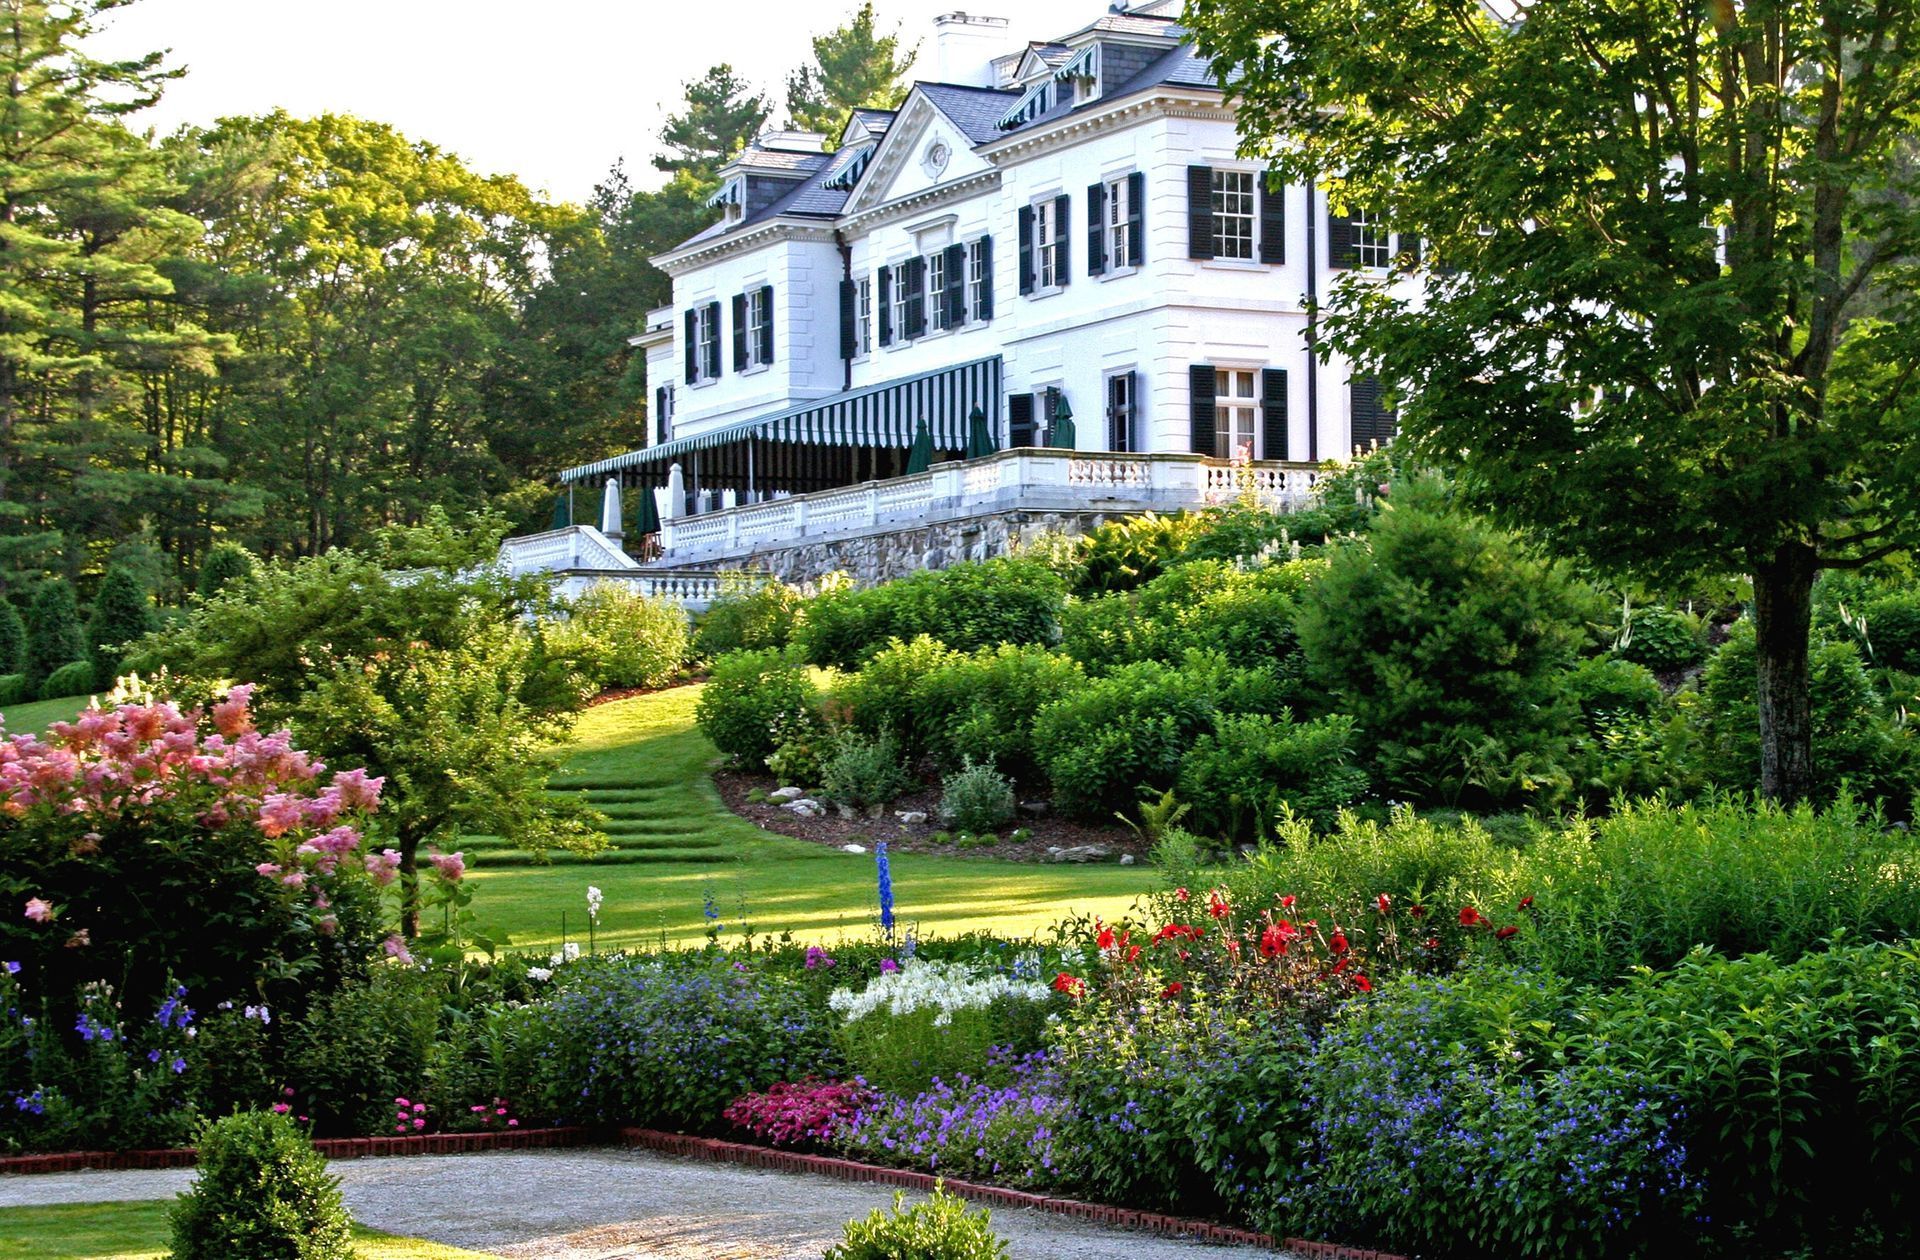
<box><xmin>837</xmin><ymin>168</ymin><xmax>1002</xmax><ymax>236</ymax></box>
<box><xmin>977</xmin><ymin>86</ymin><xmax>1228</xmax><ymax>161</ymax></box>
<box><xmin>650</xmin><ymin>219</ymin><xmax>841</xmax><ymax>275</ymax></box>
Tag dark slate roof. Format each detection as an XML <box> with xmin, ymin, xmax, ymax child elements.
<box><xmin>918</xmin><ymin>82</ymin><xmax>1025</xmax><ymax>144</ymax></box>
<box><xmin>733</xmin><ymin>148</ymin><xmax>830</xmax><ymax>175</ymax></box>
<box><xmin>1107</xmin><ymin>42</ymin><xmax>1230</xmax><ymax>97</ymax></box>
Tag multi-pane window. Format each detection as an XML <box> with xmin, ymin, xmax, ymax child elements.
<box><xmin>1214</xmin><ymin>369</ymin><xmax>1257</xmax><ymax>459</ymax></box>
<box><xmin>1035</xmin><ymin>200</ymin><xmax>1063</xmax><ymax>288</ymax></box>
<box><xmin>893</xmin><ymin>264</ymin><xmax>914</xmax><ymax>342</ymax></box>
<box><xmin>855</xmin><ymin>278</ymin><xmax>872</xmax><ymax>357</ymax></box>
<box><xmin>1353</xmin><ymin>208</ymin><xmax>1391</xmax><ymax>269</ymax></box>
<box><xmin>692</xmin><ymin>305</ymin><xmax>719</xmax><ymax>384</ymax></box>
<box><xmin>929</xmin><ymin>250</ymin><xmax>950</xmax><ymax>332</ymax></box>
<box><xmin>1212</xmin><ymin>170</ymin><xmax>1256</xmax><ymax>260</ymax></box>
<box><xmin>746</xmin><ymin>287</ymin><xmax>771</xmax><ymax>368</ymax></box>
<box><xmin>1106</xmin><ymin>371</ymin><xmax>1136</xmax><ymax>452</ymax></box>
<box><xmin>968</xmin><ymin>238</ymin><xmax>991</xmax><ymax>319</ymax></box>
<box><xmin>1106</xmin><ymin>175</ymin><xmax>1134</xmax><ymax>270</ymax></box>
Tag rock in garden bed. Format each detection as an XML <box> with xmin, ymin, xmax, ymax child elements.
<box><xmin>714</xmin><ymin>769</ymin><xmax>1143</xmax><ymax>864</ymax></box>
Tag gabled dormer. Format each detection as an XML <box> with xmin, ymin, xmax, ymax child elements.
<box><xmin>706</xmin><ymin>130</ymin><xmax>833</xmax><ymax>228</ymax></box>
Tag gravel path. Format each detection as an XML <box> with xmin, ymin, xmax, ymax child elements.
<box><xmin>0</xmin><ymin>1148</ymin><xmax>1281</xmax><ymax>1260</ymax></box>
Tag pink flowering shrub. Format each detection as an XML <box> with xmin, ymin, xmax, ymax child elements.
<box><xmin>0</xmin><ymin>687</ymin><xmax>396</xmax><ymax>1025</ymax></box>
<box><xmin>724</xmin><ymin>1079</ymin><xmax>874</xmax><ymax>1148</ymax></box>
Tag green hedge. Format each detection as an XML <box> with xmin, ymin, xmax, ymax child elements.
<box><xmin>40</xmin><ymin>659</ymin><xmax>96</xmax><ymax>700</ymax></box>
<box><xmin>798</xmin><ymin>558</ymin><xmax>1066</xmax><ymax>670</ymax></box>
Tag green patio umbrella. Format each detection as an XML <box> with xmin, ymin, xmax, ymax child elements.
<box><xmin>549</xmin><ymin>492</ymin><xmax>571</xmax><ymax>530</ymax></box>
<box><xmin>904</xmin><ymin>416</ymin><xmax>935</xmax><ymax>474</ymax></box>
<box><xmin>630</xmin><ymin>481</ymin><xmax>661</xmax><ymax>535</ymax></box>
<box><xmin>1047</xmin><ymin>392</ymin><xmax>1077</xmax><ymax>449</ymax></box>
<box><xmin>965</xmin><ymin>405</ymin><xmax>996</xmax><ymax>459</ymax></box>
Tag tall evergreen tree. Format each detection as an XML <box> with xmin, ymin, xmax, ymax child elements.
<box><xmin>654</xmin><ymin>65</ymin><xmax>770</xmax><ymax>185</ymax></box>
<box><xmin>87</xmin><ymin>563</ymin><xmax>156</xmax><ymax>686</ymax></box>
<box><xmin>785</xmin><ymin>3</ymin><xmax>917</xmax><ymax>138</ymax></box>
<box><xmin>0</xmin><ymin>597</ymin><xmax>24</xmax><ymax>674</ymax></box>
<box><xmin>194</xmin><ymin>541</ymin><xmax>255</xmax><ymax>601</ymax></box>
<box><xmin>24</xmin><ymin>579</ymin><xmax>84</xmax><ymax>687</ymax></box>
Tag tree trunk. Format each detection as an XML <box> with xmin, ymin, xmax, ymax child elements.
<box><xmin>1752</xmin><ymin>542</ymin><xmax>1817</xmax><ymax>804</ymax></box>
<box><xmin>397</xmin><ymin>830</ymin><xmax>422</xmax><ymax>939</ymax></box>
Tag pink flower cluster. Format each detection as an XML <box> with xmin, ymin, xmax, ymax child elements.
<box><xmin>394</xmin><ymin>1096</ymin><xmax>429</xmax><ymax>1133</ymax></box>
<box><xmin>723</xmin><ymin>1079</ymin><xmax>874</xmax><ymax>1148</ymax></box>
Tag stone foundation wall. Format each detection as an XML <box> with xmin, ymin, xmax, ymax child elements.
<box><xmin>667</xmin><ymin>508</ymin><xmax>1132</xmax><ymax>587</ymax></box>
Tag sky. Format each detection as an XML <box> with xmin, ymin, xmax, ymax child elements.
<box><xmin>86</xmin><ymin>0</ymin><xmax>1108</xmax><ymax>205</ymax></box>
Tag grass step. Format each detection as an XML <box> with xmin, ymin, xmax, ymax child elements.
<box><xmin>549</xmin><ymin>778</ymin><xmax>665</xmax><ymax>792</ymax></box>
<box><xmin>472</xmin><ymin>848</ymin><xmax>740</xmax><ymax>868</ymax></box>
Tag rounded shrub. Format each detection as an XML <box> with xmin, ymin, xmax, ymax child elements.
<box><xmin>1564</xmin><ymin>655</ymin><xmax>1663</xmax><ymax>729</ymax></box>
<box><xmin>40</xmin><ymin>659</ymin><xmax>97</xmax><ymax>700</ymax></box>
<box><xmin>552</xmin><ymin>581</ymin><xmax>689</xmax><ymax>690</ymax></box>
<box><xmin>166</xmin><ymin>1110</ymin><xmax>354</xmax><ymax>1260</ymax></box>
<box><xmin>24</xmin><ymin>579</ymin><xmax>85</xmax><ymax>691</ymax></box>
<box><xmin>88</xmin><ymin>565</ymin><xmax>159</xmax><ymax>690</ymax></box>
<box><xmin>832</xmin><ymin>634</ymin><xmax>962</xmax><ymax>759</ymax></box>
<box><xmin>692</xmin><ymin>576</ymin><xmax>804</xmax><ymax>659</ymax></box>
<box><xmin>1031</xmin><ymin>658</ymin><xmax>1219</xmax><ymax>817</ymax></box>
<box><xmin>915</xmin><ymin>643</ymin><xmax>1085</xmax><ymax>780</ymax></box>
<box><xmin>194</xmin><ymin>541</ymin><xmax>257</xmax><ymax>602</ymax></box>
<box><xmin>798</xmin><ymin>557</ymin><xmax>1066</xmax><ymax>670</ymax></box>
<box><xmin>0</xmin><ymin>673</ymin><xmax>26</xmax><ymax>708</ymax></box>
<box><xmin>820</xmin><ymin>729</ymin><xmax>913</xmax><ymax>809</ymax></box>
<box><xmin>825</xmin><ymin>1188</ymin><xmax>1010</xmax><ymax>1260</ymax></box>
<box><xmin>1614</xmin><ymin>605</ymin><xmax>1706</xmax><ymax>673</ymax></box>
<box><xmin>695</xmin><ymin>647</ymin><xmax>819</xmax><ymax>769</ymax></box>
<box><xmin>0</xmin><ymin>597</ymin><xmax>24</xmax><ymax>674</ymax></box>
<box><xmin>939</xmin><ymin>758</ymin><xmax>1017</xmax><ymax>833</ymax></box>
<box><xmin>1176</xmin><ymin>710</ymin><xmax>1368</xmax><ymax>840</ymax></box>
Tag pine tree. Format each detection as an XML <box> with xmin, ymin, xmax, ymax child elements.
<box><xmin>194</xmin><ymin>541</ymin><xmax>256</xmax><ymax>601</ymax></box>
<box><xmin>0</xmin><ymin>596</ymin><xmax>24</xmax><ymax>674</ymax></box>
<box><xmin>24</xmin><ymin>580</ymin><xmax>85</xmax><ymax>688</ymax></box>
<box><xmin>786</xmin><ymin>3</ymin><xmax>917</xmax><ymax>138</ymax></box>
<box><xmin>654</xmin><ymin>65</ymin><xmax>770</xmax><ymax>184</ymax></box>
<box><xmin>87</xmin><ymin>564</ymin><xmax>157</xmax><ymax>687</ymax></box>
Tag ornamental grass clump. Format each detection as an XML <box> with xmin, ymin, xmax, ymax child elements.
<box><xmin>828</xmin><ymin>959</ymin><xmax>1054</xmax><ymax>1094</ymax></box>
<box><xmin>825</xmin><ymin>1185</ymin><xmax>1011</xmax><ymax>1260</ymax></box>
<box><xmin>166</xmin><ymin>1110</ymin><xmax>354</xmax><ymax>1260</ymax></box>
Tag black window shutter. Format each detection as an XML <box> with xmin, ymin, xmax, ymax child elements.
<box><xmin>704</xmin><ymin>301</ymin><xmax>722</xmax><ymax>378</ymax></box>
<box><xmin>1259</xmin><ymin>176</ymin><xmax>1286</xmax><ymax>264</ymax></box>
<box><xmin>1328</xmin><ymin>210</ymin><xmax>1356</xmax><ymax>269</ymax></box>
<box><xmin>904</xmin><ymin>257</ymin><xmax>926</xmax><ymax>338</ymax></box>
<box><xmin>1009</xmin><ymin>392</ymin><xmax>1036</xmax><ymax>447</ymax></box>
<box><xmin>758</xmin><ymin>286</ymin><xmax>775</xmax><ymax>364</ymax></box>
<box><xmin>683</xmin><ymin>311</ymin><xmax>696</xmax><ymax>383</ymax></box>
<box><xmin>877</xmin><ymin>266</ymin><xmax>893</xmax><ymax>346</ymax></box>
<box><xmin>1053</xmin><ymin>194</ymin><xmax>1071</xmax><ymax>285</ymax></box>
<box><xmin>1128</xmin><ymin>171</ymin><xmax>1146</xmax><ymax>265</ymax></box>
<box><xmin>1350</xmin><ymin>375</ymin><xmax>1398</xmax><ymax>450</ymax></box>
<box><xmin>731</xmin><ymin>293</ymin><xmax>748</xmax><ymax>371</ymax></box>
<box><xmin>1087</xmin><ymin>182</ymin><xmax>1106</xmax><ymax>276</ymax></box>
<box><xmin>1189</xmin><ymin>364</ymin><xmax>1216</xmax><ymax>455</ymax></box>
<box><xmin>1403</xmin><ymin>233</ymin><xmax>1423</xmax><ymax>268</ymax></box>
<box><xmin>976</xmin><ymin>236</ymin><xmax>994</xmax><ymax>318</ymax></box>
<box><xmin>839</xmin><ymin>279</ymin><xmax>856</xmax><ymax>359</ymax></box>
<box><xmin>1017</xmin><ymin>206</ymin><xmax>1035</xmax><ymax>294</ymax></box>
<box><xmin>1107</xmin><ymin>371</ymin><xmax>1135</xmax><ymax>451</ymax></box>
<box><xmin>655</xmin><ymin>386</ymin><xmax>667</xmax><ymax>443</ymax></box>
<box><xmin>944</xmin><ymin>242</ymin><xmax>967</xmax><ymax>326</ymax></box>
<box><xmin>1261</xmin><ymin>368</ymin><xmax>1288</xmax><ymax>460</ymax></box>
<box><xmin>1187</xmin><ymin>165</ymin><xmax>1215</xmax><ymax>260</ymax></box>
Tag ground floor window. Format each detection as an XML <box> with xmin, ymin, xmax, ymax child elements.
<box><xmin>1214</xmin><ymin>369</ymin><xmax>1257</xmax><ymax>458</ymax></box>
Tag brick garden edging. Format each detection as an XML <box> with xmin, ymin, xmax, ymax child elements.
<box><xmin>616</xmin><ymin>1126</ymin><xmax>1409</xmax><ymax>1260</ymax></box>
<box><xmin>0</xmin><ymin>1124</ymin><xmax>595</xmax><ymax>1175</ymax></box>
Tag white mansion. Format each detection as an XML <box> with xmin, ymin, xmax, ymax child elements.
<box><xmin>506</xmin><ymin>1</ymin><xmax>1418</xmax><ymax>594</ymax></box>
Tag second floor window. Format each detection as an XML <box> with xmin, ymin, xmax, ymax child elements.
<box><xmin>1212</xmin><ymin>170</ymin><xmax>1255</xmax><ymax>260</ymax></box>
<box><xmin>855</xmin><ymin>277</ymin><xmax>872</xmax><ymax>357</ymax></box>
<box><xmin>968</xmin><ymin>237</ymin><xmax>992</xmax><ymax>319</ymax></box>
<box><xmin>893</xmin><ymin>263</ymin><xmax>914</xmax><ymax>342</ymax></box>
<box><xmin>690</xmin><ymin>303</ymin><xmax>719</xmax><ymax>384</ymax></box>
<box><xmin>1036</xmin><ymin>199</ymin><xmax>1064</xmax><ymax>288</ymax></box>
<box><xmin>1106</xmin><ymin>175</ymin><xmax>1135</xmax><ymax>270</ymax></box>
<box><xmin>1353</xmin><ymin>208</ymin><xmax>1391</xmax><ymax>268</ymax></box>
<box><xmin>746</xmin><ymin>286</ymin><xmax>772</xmax><ymax>368</ymax></box>
<box><xmin>929</xmin><ymin>250</ymin><xmax>951</xmax><ymax>332</ymax></box>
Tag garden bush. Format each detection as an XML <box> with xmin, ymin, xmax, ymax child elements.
<box><xmin>87</xmin><ymin>565</ymin><xmax>159</xmax><ymax>691</ymax></box>
<box><xmin>694</xmin><ymin>647</ymin><xmax>819</xmax><ymax>769</ymax></box>
<box><xmin>24</xmin><ymin>579</ymin><xmax>85</xmax><ymax>691</ymax></box>
<box><xmin>1297</xmin><ymin>489</ymin><xmax>1601</xmax><ymax>807</ymax></box>
<box><xmin>827</xmin><ymin>960</ymin><xmax>1054</xmax><ymax>1095</ymax></box>
<box><xmin>194</xmin><ymin>541</ymin><xmax>257</xmax><ymax>602</ymax></box>
<box><xmin>552</xmin><ymin>581</ymin><xmax>689</xmax><ymax>690</ymax></box>
<box><xmin>286</xmin><ymin>968</ymin><xmax>440</xmax><ymax>1136</ymax></box>
<box><xmin>166</xmin><ymin>1110</ymin><xmax>355</xmax><ymax>1260</ymax></box>
<box><xmin>838</xmin><ymin>1050</ymin><xmax>1079</xmax><ymax>1189</ymax></box>
<box><xmin>939</xmin><ymin>759</ymin><xmax>1016</xmax><ymax>834</ymax></box>
<box><xmin>0</xmin><ymin>673</ymin><xmax>26</xmax><ymax>707</ymax></box>
<box><xmin>798</xmin><ymin>558</ymin><xmax>1066</xmax><ymax>670</ymax></box>
<box><xmin>40</xmin><ymin>658</ymin><xmax>97</xmax><ymax>700</ymax></box>
<box><xmin>820</xmin><ymin>729</ymin><xmax>913</xmax><ymax>809</ymax></box>
<box><xmin>723</xmin><ymin>1078</ymin><xmax>872</xmax><ymax>1148</ymax></box>
<box><xmin>1064</xmin><ymin>511</ymin><xmax>1213</xmax><ymax>595</ymax></box>
<box><xmin>1565</xmin><ymin>655</ymin><xmax>1665</xmax><ymax>729</ymax></box>
<box><xmin>1060</xmin><ymin>558</ymin><xmax>1317</xmax><ymax>683</ymax></box>
<box><xmin>506</xmin><ymin>954</ymin><xmax>832</xmax><ymax>1130</ymax></box>
<box><xmin>0</xmin><ymin>598</ymin><xmax>23</xmax><ymax>674</ymax></box>
<box><xmin>1175</xmin><ymin>710</ymin><xmax>1368</xmax><ymax>840</ymax></box>
<box><xmin>825</xmin><ymin>1187</ymin><xmax>1010</xmax><ymax>1260</ymax></box>
<box><xmin>913</xmin><ymin>643</ymin><xmax>1084</xmax><ymax>779</ymax></box>
<box><xmin>692</xmin><ymin>576</ymin><xmax>805</xmax><ymax>658</ymax></box>
<box><xmin>1614</xmin><ymin>604</ymin><xmax>1708</xmax><ymax>673</ymax></box>
<box><xmin>832</xmin><ymin>634</ymin><xmax>962</xmax><ymax>759</ymax></box>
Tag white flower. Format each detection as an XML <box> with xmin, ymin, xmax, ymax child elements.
<box><xmin>526</xmin><ymin>966</ymin><xmax>553</xmax><ymax>982</ymax></box>
<box><xmin>586</xmin><ymin>885</ymin><xmax>604</xmax><ymax>921</ymax></box>
<box><xmin>826</xmin><ymin>959</ymin><xmax>1052</xmax><ymax>1026</ymax></box>
<box><xmin>563</xmin><ymin>942</ymin><xmax>581</xmax><ymax>962</ymax></box>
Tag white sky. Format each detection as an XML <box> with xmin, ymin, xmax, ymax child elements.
<box><xmin>87</xmin><ymin>0</ymin><xmax>1106</xmax><ymax>205</ymax></box>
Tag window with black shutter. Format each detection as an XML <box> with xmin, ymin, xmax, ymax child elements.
<box><xmin>969</xmin><ymin>236</ymin><xmax>993</xmax><ymax>320</ymax></box>
<box><xmin>1106</xmin><ymin>370</ymin><xmax>1136</xmax><ymax>452</ymax></box>
<box><xmin>903</xmin><ymin>256</ymin><xmax>926</xmax><ymax>338</ymax></box>
<box><xmin>1259</xmin><ymin>176</ymin><xmax>1286</xmax><ymax>264</ymax></box>
<box><xmin>1327</xmin><ymin>209</ymin><xmax>1357</xmax><ymax>269</ymax></box>
<box><xmin>1260</xmin><ymin>368</ymin><xmax>1288</xmax><ymax>460</ymax></box>
<box><xmin>683</xmin><ymin>311</ymin><xmax>696</xmax><ymax>384</ymax></box>
<box><xmin>654</xmin><ymin>386</ymin><xmax>669</xmax><ymax>444</ymax></box>
<box><xmin>1017</xmin><ymin>206</ymin><xmax>1035</xmax><ymax>294</ymax></box>
<box><xmin>1187</xmin><ymin>165</ymin><xmax>1215</xmax><ymax>259</ymax></box>
<box><xmin>877</xmin><ymin>266</ymin><xmax>893</xmax><ymax>346</ymax></box>
<box><xmin>943</xmin><ymin>242</ymin><xmax>967</xmax><ymax>327</ymax></box>
<box><xmin>700</xmin><ymin>300</ymin><xmax>722</xmax><ymax>381</ymax></box>
<box><xmin>1188</xmin><ymin>364</ymin><xmax>1216</xmax><ymax>454</ymax></box>
<box><xmin>1009</xmin><ymin>392</ymin><xmax>1036</xmax><ymax>448</ymax></box>
<box><xmin>1127</xmin><ymin>171</ymin><xmax>1145</xmax><ymax>265</ymax></box>
<box><xmin>1087</xmin><ymin>181</ymin><xmax>1106</xmax><ymax>276</ymax></box>
<box><xmin>756</xmin><ymin>285</ymin><xmax>774</xmax><ymax>365</ymax></box>
<box><xmin>731</xmin><ymin>293</ymin><xmax>748</xmax><ymax>372</ymax></box>
<box><xmin>1052</xmin><ymin>194</ymin><xmax>1071</xmax><ymax>284</ymax></box>
<box><xmin>1350</xmin><ymin>375</ymin><xmax>1399</xmax><ymax>451</ymax></box>
<box><xmin>839</xmin><ymin>278</ymin><xmax>856</xmax><ymax>360</ymax></box>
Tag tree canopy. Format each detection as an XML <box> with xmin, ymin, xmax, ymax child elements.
<box><xmin>786</xmin><ymin>2</ymin><xmax>917</xmax><ymax>138</ymax></box>
<box><xmin>1185</xmin><ymin>0</ymin><xmax>1920</xmax><ymax>801</ymax></box>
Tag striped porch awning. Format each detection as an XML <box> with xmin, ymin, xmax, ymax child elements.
<box><xmin>560</xmin><ymin>355</ymin><xmax>1002</xmax><ymax>484</ymax></box>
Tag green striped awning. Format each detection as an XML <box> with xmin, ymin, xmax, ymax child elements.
<box><xmin>560</xmin><ymin>356</ymin><xmax>1002</xmax><ymax>484</ymax></box>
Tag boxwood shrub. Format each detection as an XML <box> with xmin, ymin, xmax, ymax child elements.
<box><xmin>695</xmin><ymin>647</ymin><xmax>819</xmax><ymax>769</ymax></box>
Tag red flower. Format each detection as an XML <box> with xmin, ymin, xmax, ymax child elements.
<box><xmin>1410</xmin><ymin>904</ymin><xmax>1427</xmax><ymax>919</ymax></box>
<box><xmin>1174</xmin><ymin>887</ymin><xmax>1191</xmax><ymax>903</ymax></box>
<box><xmin>1422</xmin><ymin>937</ymin><xmax>1440</xmax><ymax>951</ymax></box>
<box><xmin>1329</xmin><ymin>930</ymin><xmax>1349</xmax><ymax>954</ymax></box>
<box><xmin>1223</xmin><ymin>939</ymin><xmax>1241</xmax><ymax>955</ymax></box>
<box><xmin>1096</xmin><ymin>921</ymin><xmax>1116</xmax><ymax>951</ymax></box>
<box><xmin>1518</xmin><ymin>895</ymin><xmax>1534</xmax><ymax>910</ymax></box>
<box><xmin>1152</xmin><ymin>923</ymin><xmax>1202</xmax><ymax>945</ymax></box>
<box><xmin>1331</xmin><ymin>956</ymin><xmax>1349</xmax><ymax>974</ymax></box>
<box><xmin>1259</xmin><ymin>922</ymin><xmax>1292</xmax><ymax>958</ymax></box>
<box><xmin>1125</xmin><ymin>944</ymin><xmax>1141</xmax><ymax>964</ymax></box>
<box><xmin>1375</xmin><ymin>893</ymin><xmax>1391</xmax><ymax>914</ymax></box>
<box><xmin>1207</xmin><ymin>889</ymin><xmax>1231</xmax><ymax>920</ymax></box>
<box><xmin>1160</xmin><ymin>981</ymin><xmax>1184</xmax><ymax>999</ymax></box>
<box><xmin>1052</xmin><ymin>972</ymin><xmax>1085</xmax><ymax>998</ymax></box>
<box><xmin>1279</xmin><ymin>894</ymin><xmax>1297</xmax><ymax>910</ymax></box>
<box><xmin>1495</xmin><ymin>925</ymin><xmax>1520</xmax><ymax>941</ymax></box>
<box><xmin>1458</xmin><ymin>905</ymin><xmax>1482</xmax><ymax>927</ymax></box>
<box><xmin>1354</xmin><ymin>974</ymin><xmax>1373</xmax><ymax>993</ymax></box>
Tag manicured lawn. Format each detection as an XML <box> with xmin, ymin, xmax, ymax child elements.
<box><xmin>0</xmin><ymin>1200</ymin><xmax>497</xmax><ymax>1260</ymax></box>
<box><xmin>468</xmin><ymin>684</ymin><xmax>1161</xmax><ymax>951</ymax></box>
<box><xmin>0</xmin><ymin>693</ymin><xmax>93</xmax><ymax>736</ymax></box>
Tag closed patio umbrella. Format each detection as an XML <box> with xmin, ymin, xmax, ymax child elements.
<box><xmin>965</xmin><ymin>405</ymin><xmax>996</xmax><ymax>459</ymax></box>
<box><xmin>1047</xmin><ymin>393</ymin><xmax>1077</xmax><ymax>449</ymax></box>
<box><xmin>549</xmin><ymin>492</ymin><xmax>571</xmax><ymax>530</ymax></box>
<box><xmin>631</xmin><ymin>481</ymin><xmax>661</xmax><ymax>535</ymax></box>
<box><xmin>904</xmin><ymin>416</ymin><xmax>934</xmax><ymax>474</ymax></box>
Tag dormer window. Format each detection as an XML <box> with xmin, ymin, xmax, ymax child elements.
<box><xmin>1056</xmin><ymin>44</ymin><xmax>1099</xmax><ymax>104</ymax></box>
<box><xmin>706</xmin><ymin>177</ymin><xmax>746</xmax><ymax>224</ymax></box>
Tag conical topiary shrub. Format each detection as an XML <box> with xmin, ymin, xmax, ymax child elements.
<box><xmin>167</xmin><ymin>1111</ymin><xmax>355</xmax><ymax>1260</ymax></box>
<box><xmin>0</xmin><ymin>596</ymin><xmax>24</xmax><ymax>675</ymax></box>
<box><xmin>88</xmin><ymin>565</ymin><xmax>159</xmax><ymax>689</ymax></box>
<box><xmin>195</xmin><ymin>541</ymin><xmax>256</xmax><ymax>601</ymax></box>
<box><xmin>25</xmin><ymin>580</ymin><xmax>85</xmax><ymax>692</ymax></box>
